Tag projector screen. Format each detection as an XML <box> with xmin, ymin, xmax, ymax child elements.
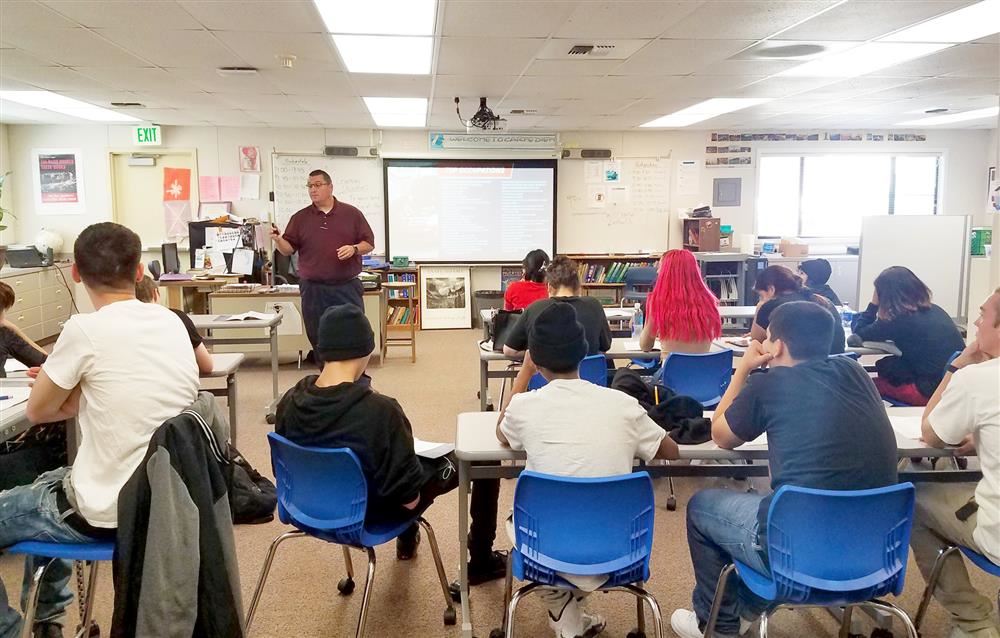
<box><xmin>385</xmin><ymin>159</ymin><xmax>556</xmax><ymax>262</ymax></box>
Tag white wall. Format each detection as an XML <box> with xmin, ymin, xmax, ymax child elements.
<box><xmin>0</xmin><ymin>124</ymin><xmax>12</xmax><ymax>246</ymax></box>
<box><xmin>4</xmin><ymin>123</ymin><xmax>995</xmax><ymax>256</ymax></box>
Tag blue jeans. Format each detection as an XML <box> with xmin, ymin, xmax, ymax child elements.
<box><xmin>686</xmin><ymin>489</ymin><xmax>771</xmax><ymax>636</ymax></box>
<box><xmin>0</xmin><ymin>468</ymin><xmax>95</xmax><ymax>638</ymax></box>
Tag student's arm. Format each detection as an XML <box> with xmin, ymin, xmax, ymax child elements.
<box><xmin>748</xmin><ymin>300</ymin><xmax>773</xmax><ymax>343</ymax></box>
<box><xmin>921</xmin><ymin>342</ymin><xmax>988</xmax><ymax>448</ymax></box>
<box><xmin>851</xmin><ymin>302</ymin><xmax>880</xmax><ymax>335</ymax></box>
<box><xmin>378</xmin><ymin>402</ymin><xmax>426</xmax><ymax>510</ymax></box>
<box><xmin>26</xmin><ymin>320</ymin><xmax>91</xmax><ymax>424</ymax></box>
<box><xmin>498</xmin><ymin>395</ymin><xmax>528</xmax><ymax>448</ymax></box>
<box><xmin>26</xmin><ymin>370</ymin><xmax>80</xmax><ymax>423</ymax></box>
<box><xmin>501</xmin><ymin>311</ymin><xmax>530</xmax><ymax>359</ymax></box>
<box><xmin>354</xmin><ymin>240</ymin><xmax>374</xmax><ymax>256</ymax></box>
<box><xmin>1</xmin><ymin>321</ymin><xmax>47</xmax><ymax>363</ymax></box>
<box><xmin>194</xmin><ymin>343</ymin><xmax>214</xmax><ymax>375</ymax></box>
<box><xmin>749</xmin><ymin>321</ymin><xmax>767</xmax><ymax>343</ymax></box>
<box><xmin>502</xmin><ymin>345</ymin><xmax>525</xmax><ymax>359</ymax></box>
<box><xmin>497</xmin><ymin>352</ymin><xmax>536</xmax><ymax>426</ymax></box>
<box><xmin>712</xmin><ymin>341</ymin><xmax>772</xmax><ymax>449</ymax></box>
<box><xmin>638</xmin><ymin>318</ymin><xmax>656</xmax><ymax>351</ymax></box>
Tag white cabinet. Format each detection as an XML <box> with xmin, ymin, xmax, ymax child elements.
<box><xmin>1</xmin><ymin>263</ymin><xmax>75</xmax><ymax>342</ymax></box>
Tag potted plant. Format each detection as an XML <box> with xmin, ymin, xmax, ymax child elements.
<box><xmin>0</xmin><ymin>171</ymin><xmax>13</xmax><ymax>268</ymax></box>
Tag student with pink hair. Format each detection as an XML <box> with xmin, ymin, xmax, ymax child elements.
<box><xmin>639</xmin><ymin>249</ymin><xmax>722</xmax><ymax>357</ymax></box>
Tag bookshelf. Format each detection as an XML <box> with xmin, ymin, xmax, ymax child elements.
<box><xmin>382</xmin><ymin>270</ymin><xmax>418</xmax><ymax>362</ymax></box>
<box><xmin>682</xmin><ymin>218</ymin><xmax>721</xmax><ymax>252</ymax></box>
<box><xmin>566</xmin><ymin>254</ymin><xmax>660</xmax><ymax>306</ymax></box>
<box><xmin>695</xmin><ymin>253</ymin><xmax>749</xmax><ymax>331</ymax></box>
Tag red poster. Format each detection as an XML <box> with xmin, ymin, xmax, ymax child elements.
<box><xmin>163</xmin><ymin>167</ymin><xmax>191</xmax><ymax>201</ymax></box>
<box><xmin>37</xmin><ymin>153</ymin><xmax>79</xmax><ymax>203</ymax></box>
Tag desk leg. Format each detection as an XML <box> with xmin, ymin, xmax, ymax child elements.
<box><xmin>268</xmin><ymin>325</ymin><xmax>279</xmax><ymax>421</ymax></box>
<box><xmin>480</xmin><ymin>360</ymin><xmax>489</xmax><ymax>411</ymax></box>
<box><xmin>458</xmin><ymin>459</ymin><xmax>473</xmax><ymax>638</ymax></box>
<box><xmin>166</xmin><ymin>287</ymin><xmax>182</xmax><ymax>311</ymax></box>
<box><xmin>227</xmin><ymin>372</ymin><xmax>238</xmax><ymax>447</ymax></box>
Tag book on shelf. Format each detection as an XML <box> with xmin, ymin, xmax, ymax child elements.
<box><xmin>386</xmin><ymin>272</ymin><xmax>417</xmax><ymax>299</ymax></box>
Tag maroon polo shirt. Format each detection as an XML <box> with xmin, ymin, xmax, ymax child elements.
<box><xmin>282</xmin><ymin>199</ymin><xmax>375</xmax><ymax>283</ymax></box>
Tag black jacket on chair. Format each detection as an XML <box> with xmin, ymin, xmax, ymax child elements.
<box><xmin>111</xmin><ymin>392</ymin><xmax>244</xmax><ymax>638</ymax></box>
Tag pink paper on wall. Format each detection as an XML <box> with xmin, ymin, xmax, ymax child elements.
<box><xmin>199</xmin><ymin>176</ymin><xmax>221</xmax><ymax>201</ymax></box>
<box><xmin>220</xmin><ymin>176</ymin><xmax>241</xmax><ymax>202</ymax></box>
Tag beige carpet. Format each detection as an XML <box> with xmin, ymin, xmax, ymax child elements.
<box><xmin>2</xmin><ymin>328</ymin><xmax>995</xmax><ymax>637</ymax></box>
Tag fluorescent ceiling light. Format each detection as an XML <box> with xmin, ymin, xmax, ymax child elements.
<box><xmin>639</xmin><ymin>98</ymin><xmax>772</xmax><ymax>128</ymax></box>
<box><xmin>897</xmin><ymin>106</ymin><xmax>999</xmax><ymax>126</ymax></box>
<box><xmin>363</xmin><ymin>97</ymin><xmax>427</xmax><ymax>127</ymax></box>
<box><xmin>333</xmin><ymin>35</ymin><xmax>432</xmax><ymax>74</ymax></box>
<box><xmin>881</xmin><ymin>0</ymin><xmax>1000</xmax><ymax>44</ymax></box>
<box><xmin>314</xmin><ymin>0</ymin><xmax>436</xmax><ymax>36</ymax></box>
<box><xmin>0</xmin><ymin>90</ymin><xmax>140</xmax><ymax>122</ymax></box>
<box><xmin>777</xmin><ymin>42</ymin><xmax>952</xmax><ymax>77</ymax></box>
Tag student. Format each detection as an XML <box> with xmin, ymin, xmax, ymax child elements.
<box><xmin>0</xmin><ymin>222</ymin><xmax>199</xmax><ymax>638</ymax></box>
<box><xmin>797</xmin><ymin>258</ymin><xmax>842</xmax><ymax>306</ymax></box>
<box><xmin>671</xmin><ymin>302</ymin><xmax>897</xmax><ymax>638</ymax></box>
<box><xmin>912</xmin><ymin>288</ymin><xmax>1000</xmax><ymax>638</ymax></box>
<box><xmin>135</xmin><ymin>275</ymin><xmax>213</xmax><ymax>374</ymax></box>
<box><xmin>852</xmin><ymin>266</ymin><xmax>965</xmax><ymax>406</ymax></box>
<box><xmin>498</xmin><ymin>302</ymin><xmax>679</xmax><ymax>638</ymax></box>
<box><xmin>639</xmin><ymin>249</ymin><xmax>722</xmax><ymax>356</ymax></box>
<box><xmin>0</xmin><ymin>280</ymin><xmax>47</xmax><ymax>376</ymax></box>
<box><xmin>504</xmin><ymin>249</ymin><xmax>550</xmax><ymax>311</ymax></box>
<box><xmin>750</xmin><ymin>265</ymin><xmax>845</xmax><ymax>354</ymax></box>
<box><xmin>275</xmin><ymin>304</ymin><xmax>456</xmax><ymax>559</ymax></box>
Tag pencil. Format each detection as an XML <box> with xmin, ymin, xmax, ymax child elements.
<box><xmin>654</xmin><ymin>386</ymin><xmax>659</xmax><ymax>404</ymax></box>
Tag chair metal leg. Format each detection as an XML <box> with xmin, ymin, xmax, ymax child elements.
<box><xmin>342</xmin><ymin>545</ymin><xmax>354</xmax><ymax>580</ymax></box>
<box><xmin>868</xmin><ymin>599</ymin><xmax>919</xmax><ymax>638</ymax></box>
<box><xmin>914</xmin><ymin>545</ymin><xmax>959</xmax><ymax>630</ymax></box>
<box><xmin>417</xmin><ymin>518</ymin><xmax>456</xmax><ymax>623</ymax></box>
<box><xmin>355</xmin><ymin>547</ymin><xmax>377</xmax><ymax>638</ymax></box>
<box><xmin>505</xmin><ymin>583</ymin><xmax>541</xmax><ymax>638</ymax></box>
<box><xmin>759</xmin><ymin>608</ymin><xmax>771</xmax><ymax>638</ymax></box>
<box><xmin>635</xmin><ymin>585</ymin><xmax>646</xmax><ymax>634</ymax></box>
<box><xmin>499</xmin><ymin>549</ymin><xmax>514</xmax><ymax>634</ymax></box>
<box><xmin>666</xmin><ymin>477</ymin><xmax>677</xmax><ymax>511</ymax></box>
<box><xmin>19</xmin><ymin>562</ymin><xmax>48</xmax><ymax>638</ymax></box>
<box><xmin>227</xmin><ymin>372</ymin><xmax>238</xmax><ymax>446</ymax></box>
<box><xmin>838</xmin><ymin>605</ymin><xmax>854</xmax><ymax>638</ymax></box>
<box><xmin>621</xmin><ymin>584</ymin><xmax>664</xmax><ymax>638</ymax></box>
<box><xmin>245</xmin><ymin>530</ymin><xmax>306</xmax><ymax>634</ymax></box>
<box><xmin>74</xmin><ymin>561</ymin><xmax>101</xmax><ymax>638</ymax></box>
<box><xmin>703</xmin><ymin>563</ymin><xmax>736</xmax><ymax>638</ymax></box>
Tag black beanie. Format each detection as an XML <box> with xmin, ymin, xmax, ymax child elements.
<box><xmin>316</xmin><ymin>304</ymin><xmax>375</xmax><ymax>361</ymax></box>
<box><xmin>529</xmin><ymin>302</ymin><xmax>589</xmax><ymax>373</ymax></box>
<box><xmin>799</xmin><ymin>258</ymin><xmax>832</xmax><ymax>286</ymax></box>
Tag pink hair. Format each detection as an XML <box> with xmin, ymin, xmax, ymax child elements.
<box><xmin>645</xmin><ymin>249</ymin><xmax>722</xmax><ymax>343</ymax></box>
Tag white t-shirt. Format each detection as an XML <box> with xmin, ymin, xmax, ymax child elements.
<box><xmin>43</xmin><ymin>299</ymin><xmax>200</xmax><ymax>527</ymax></box>
<box><xmin>500</xmin><ymin>378</ymin><xmax>666</xmax><ymax>476</ymax></box>
<box><xmin>928</xmin><ymin>357</ymin><xmax>1000</xmax><ymax>565</ymax></box>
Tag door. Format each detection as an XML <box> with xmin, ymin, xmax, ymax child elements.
<box><xmin>110</xmin><ymin>151</ymin><xmax>197</xmax><ymax>248</ymax></box>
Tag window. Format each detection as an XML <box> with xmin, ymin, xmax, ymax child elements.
<box><xmin>757</xmin><ymin>153</ymin><xmax>940</xmax><ymax>237</ymax></box>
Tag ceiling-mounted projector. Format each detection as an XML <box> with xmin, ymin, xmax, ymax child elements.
<box><xmin>455</xmin><ymin>97</ymin><xmax>507</xmax><ymax>131</ymax></box>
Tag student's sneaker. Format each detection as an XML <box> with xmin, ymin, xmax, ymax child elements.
<box><xmin>669</xmin><ymin>609</ymin><xmax>751</xmax><ymax>638</ymax></box>
<box><xmin>549</xmin><ymin>609</ymin><xmax>606</xmax><ymax>638</ymax></box>
<box><xmin>33</xmin><ymin>623</ymin><xmax>64</xmax><ymax>638</ymax></box>
<box><xmin>395</xmin><ymin>527</ymin><xmax>421</xmax><ymax>560</ymax></box>
<box><xmin>468</xmin><ymin>550</ymin><xmax>508</xmax><ymax>585</ymax></box>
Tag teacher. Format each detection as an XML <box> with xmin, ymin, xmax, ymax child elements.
<box><xmin>270</xmin><ymin>169</ymin><xmax>374</xmax><ymax>353</ymax></box>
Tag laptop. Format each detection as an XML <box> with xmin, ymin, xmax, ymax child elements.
<box><xmin>5</xmin><ymin>247</ymin><xmax>45</xmax><ymax>269</ymax></box>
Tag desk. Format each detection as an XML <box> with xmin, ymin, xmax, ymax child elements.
<box><xmin>0</xmin><ymin>378</ymin><xmax>34</xmax><ymax>444</ymax></box>
<box><xmin>479</xmin><ymin>306</ymin><xmax>635</xmax><ymax>341</ymax></box>
<box><xmin>160</xmin><ymin>278</ymin><xmax>237</xmax><ymax>313</ymax></box>
<box><xmin>201</xmin><ymin>353</ymin><xmax>244</xmax><ymax>445</ymax></box>
<box><xmin>453</xmin><ymin>408</ymin><xmax>972</xmax><ymax>638</ymax></box>
<box><xmin>477</xmin><ymin>337</ymin><xmax>660</xmax><ymax>411</ymax></box>
<box><xmin>713</xmin><ymin>338</ymin><xmax>899</xmax><ymax>359</ymax></box>
<box><xmin>190</xmin><ymin>314</ymin><xmax>283</xmax><ymax>423</ymax></box>
<box><xmin>719</xmin><ymin>305</ymin><xmax>758</xmax><ymax>319</ymax></box>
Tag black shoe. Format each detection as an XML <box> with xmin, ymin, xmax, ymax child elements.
<box><xmin>396</xmin><ymin>527</ymin><xmax>421</xmax><ymax>560</ymax></box>
<box><xmin>468</xmin><ymin>550</ymin><xmax>508</xmax><ymax>585</ymax></box>
<box><xmin>33</xmin><ymin>623</ymin><xmax>64</xmax><ymax>638</ymax></box>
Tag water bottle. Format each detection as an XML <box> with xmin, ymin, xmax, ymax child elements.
<box><xmin>840</xmin><ymin>305</ymin><xmax>853</xmax><ymax>329</ymax></box>
<box><xmin>631</xmin><ymin>302</ymin><xmax>644</xmax><ymax>338</ymax></box>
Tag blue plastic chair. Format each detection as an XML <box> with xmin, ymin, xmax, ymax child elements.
<box><xmin>6</xmin><ymin>541</ymin><xmax>114</xmax><ymax>638</ymax></box>
<box><xmin>703</xmin><ymin>483</ymin><xmax>918</xmax><ymax>638</ymax></box>
<box><xmin>623</xmin><ymin>267</ymin><xmax>657</xmax><ymax>304</ymax></box>
<box><xmin>915</xmin><ymin>545</ymin><xmax>1000</xmax><ymax>631</ymax></box>
<box><xmin>658</xmin><ymin>350</ymin><xmax>733</xmax><ymax>408</ymax></box>
<box><xmin>527</xmin><ymin>353</ymin><xmax>608</xmax><ymax>390</ymax></box>
<box><xmin>245</xmin><ymin>433</ymin><xmax>455</xmax><ymax>637</ymax></box>
<box><xmin>494</xmin><ymin>471</ymin><xmax>664</xmax><ymax>638</ymax></box>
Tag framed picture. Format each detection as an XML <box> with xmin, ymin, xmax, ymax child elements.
<box><xmin>31</xmin><ymin>149</ymin><xmax>85</xmax><ymax>215</ymax></box>
<box><xmin>420</xmin><ymin>265</ymin><xmax>471</xmax><ymax>329</ymax></box>
<box><xmin>239</xmin><ymin>146</ymin><xmax>261</xmax><ymax>172</ymax></box>
<box><xmin>198</xmin><ymin>201</ymin><xmax>232</xmax><ymax>219</ymax></box>
<box><xmin>988</xmin><ymin>166</ymin><xmax>999</xmax><ymax>213</ymax></box>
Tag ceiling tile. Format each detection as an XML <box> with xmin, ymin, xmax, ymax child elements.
<box><xmin>214</xmin><ymin>31</ymin><xmax>342</xmax><ymax>72</ymax></box>
<box><xmin>437</xmin><ymin>37</ymin><xmax>544</xmax><ymax>75</ymax></box>
<box><xmin>178</xmin><ymin>0</ymin><xmax>323</xmax><ymax>32</ymax></box>
<box><xmin>644</xmin><ymin>74</ymin><xmax>770</xmax><ymax>98</ymax></box>
<box><xmin>215</xmin><ymin>93</ymin><xmax>303</xmax><ymax>110</ymax></box>
<box><xmin>2</xmin><ymin>28</ymin><xmax>147</xmax><ymax>67</ymax></box>
<box><xmin>94</xmin><ymin>28</ymin><xmax>248</xmax><ymax>68</ymax></box>
<box><xmin>868</xmin><ymin>43</ymin><xmax>1000</xmax><ymax>79</ymax></box>
<box><xmin>523</xmin><ymin>59</ymin><xmax>626</xmax><ymax>77</ymax></box>
<box><xmin>59</xmin><ymin>90</ymin><xmax>154</xmax><ymax>107</ymax></box>
<box><xmin>167</xmin><ymin>67</ymin><xmax>282</xmax><ymax>94</ymax></box>
<box><xmin>258</xmin><ymin>69</ymin><xmax>353</xmax><ymax>95</ymax></box>
<box><xmin>79</xmin><ymin>67</ymin><xmax>201</xmax><ymax>92</ymax></box>
<box><xmin>660</xmin><ymin>1</ymin><xmax>843</xmax><ymax>40</ymax></box>
<box><xmin>349</xmin><ymin>74</ymin><xmax>431</xmax><ymax>97</ymax></box>
<box><xmin>116</xmin><ymin>108</ymin><xmax>189</xmax><ymax>124</ymax></box>
<box><xmin>133</xmin><ymin>92</ymin><xmax>227</xmax><ymax>109</ymax></box>
<box><xmin>507</xmin><ymin>74</ymin><xmax>654</xmax><ymax>99</ymax></box>
<box><xmin>779</xmin><ymin>1</ymin><xmax>973</xmax><ymax>41</ymax></box>
<box><xmin>308</xmin><ymin>111</ymin><xmax>375</xmax><ymax>127</ymax></box>
<box><xmin>289</xmin><ymin>95</ymin><xmax>368</xmax><ymax>112</ymax></box>
<box><xmin>614</xmin><ymin>39</ymin><xmax>756</xmax><ymax>76</ymax></box>
<box><xmin>250</xmin><ymin>110</ymin><xmax>320</xmax><ymax>125</ymax></box>
<box><xmin>554</xmin><ymin>1</ymin><xmax>703</xmax><ymax>39</ymax></box>
<box><xmin>549</xmin><ymin>98</ymin><xmax>642</xmax><ymax>115</ymax></box>
<box><xmin>185</xmin><ymin>109</ymin><xmax>267</xmax><ymax>124</ymax></box>
<box><xmin>0</xmin><ymin>47</ymin><xmax>58</xmax><ymax>67</ymax></box>
<box><xmin>433</xmin><ymin>74</ymin><xmax>518</xmax><ymax>98</ymax></box>
<box><xmin>796</xmin><ymin>77</ymin><xmax>924</xmax><ymax>101</ymax></box>
<box><xmin>0</xmin><ymin>66</ymin><xmax>112</xmax><ymax>91</ymax></box>
<box><xmin>0</xmin><ymin>1</ymin><xmax>79</xmax><ymax>31</ymax></box>
<box><xmin>731</xmin><ymin>76</ymin><xmax>843</xmax><ymax>98</ymax></box>
<box><xmin>697</xmin><ymin>58</ymin><xmax>803</xmax><ymax>76</ymax></box>
<box><xmin>40</xmin><ymin>0</ymin><xmax>204</xmax><ymax>29</ymax></box>
<box><xmin>441</xmin><ymin>0</ymin><xmax>576</xmax><ymax>38</ymax></box>
<box><xmin>0</xmin><ymin>76</ymin><xmax>44</xmax><ymax>91</ymax></box>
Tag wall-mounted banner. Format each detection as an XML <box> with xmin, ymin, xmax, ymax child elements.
<box><xmin>429</xmin><ymin>132</ymin><xmax>557</xmax><ymax>151</ymax></box>
<box><xmin>32</xmin><ymin>149</ymin><xmax>85</xmax><ymax>215</ymax></box>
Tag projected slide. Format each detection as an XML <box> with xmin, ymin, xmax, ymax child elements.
<box><xmin>386</xmin><ymin>159</ymin><xmax>555</xmax><ymax>262</ymax></box>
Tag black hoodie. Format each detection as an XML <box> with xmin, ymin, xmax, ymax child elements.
<box><xmin>275</xmin><ymin>376</ymin><xmax>425</xmax><ymax>523</ymax></box>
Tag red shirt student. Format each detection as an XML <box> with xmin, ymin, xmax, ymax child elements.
<box><xmin>504</xmin><ymin>249</ymin><xmax>550</xmax><ymax>311</ymax></box>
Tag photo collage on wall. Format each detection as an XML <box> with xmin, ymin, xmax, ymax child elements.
<box><xmin>705</xmin><ymin>131</ymin><xmax>929</xmax><ymax>168</ymax></box>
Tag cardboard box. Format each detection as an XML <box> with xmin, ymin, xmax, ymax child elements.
<box><xmin>779</xmin><ymin>238</ymin><xmax>809</xmax><ymax>258</ymax></box>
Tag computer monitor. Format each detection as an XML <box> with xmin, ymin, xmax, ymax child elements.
<box><xmin>161</xmin><ymin>242</ymin><xmax>181</xmax><ymax>275</ymax></box>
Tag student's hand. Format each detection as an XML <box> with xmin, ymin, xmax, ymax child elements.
<box><xmin>739</xmin><ymin>341</ymin><xmax>773</xmax><ymax>373</ymax></box>
<box><xmin>26</xmin><ymin>366</ymin><xmax>41</xmax><ymax>379</ymax></box>
<box><xmin>952</xmin><ymin>341</ymin><xmax>989</xmax><ymax>369</ymax></box>
<box><xmin>336</xmin><ymin>245</ymin><xmax>357</xmax><ymax>260</ymax></box>
<box><xmin>954</xmin><ymin>434</ymin><xmax>977</xmax><ymax>457</ymax></box>
<box><xmin>871</xmin><ymin>289</ymin><xmax>879</xmax><ymax>305</ymax></box>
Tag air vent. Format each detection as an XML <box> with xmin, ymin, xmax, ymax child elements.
<box><xmin>509</xmin><ymin>109</ymin><xmax>538</xmax><ymax>115</ymax></box>
<box><xmin>567</xmin><ymin>44</ymin><xmax>615</xmax><ymax>57</ymax></box>
<box><xmin>324</xmin><ymin>146</ymin><xmax>378</xmax><ymax>157</ymax></box>
<box><xmin>561</xmin><ymin>148</ymin><xmax>613</xmax><ymax>159</ymax></box>
<box><xmin>925</xmin><ymin>107</ymin><xmax>949</xmax><ymax>114</ymax></box>
<box><xmin>110</xmin><ymin>102</ymin><xmax>144</xmax><ymax>108</ymax></box>
<box><xmin>568</xmin><ymin>45</ymin><xmax>593</xmax><ymax>55</ymax></box>
<box><xmin>216</xmin><ymin>66</ymin><xmax>259</xmax><ymax>76</ymax></box>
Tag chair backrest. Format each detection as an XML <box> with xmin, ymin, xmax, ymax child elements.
<box><xmin>660</xmin><ymin>350</ymin><xmax>733</xmax><ymax>406</ymax></box>
<box><xmin>623</xmin><ymin>267</ymin><xmax>657</xmax><ymax>302</ymax></box>
<box><xmin>512</xmin><ymin>471</ymin><xmax>655</xmax><ymax>587</ymax></box>
<box><xmin>267</xmin><ymin>432</ymin><xmax>368</xmax><ymax>545</ymax></box>
<box><xmin>764</xmin><ymin>483</ymin><xmax>915</xmax><ymax>602</ymax></box>
<box><xmin>528</xmin><ymin>354</ymin><xmax>607</xmax><ymax>390</ymax></box>
<box><xmin>147</xmin><ymin>260</ymin><xmax>162</xmax><ymax>281</ymax></box>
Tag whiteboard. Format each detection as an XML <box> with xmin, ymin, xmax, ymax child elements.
<box><xmin>558</xmin><ymin>158</ymin><xmax>671</xmax><ymax>254</ymax></box>
<box><xmin>858</xmin><ymin>215</ymin><xmax>970</xmax><ymax>318</ymax></box>
<box><xmin>270</xmin><ymin>154</ymin><xmax>385</xmax><ymax>254</ymax></box>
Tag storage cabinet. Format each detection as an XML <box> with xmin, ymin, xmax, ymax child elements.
<box><xmin>683</xmin><ymin>218</ymin><xmax>721</xmax><ymax>252</ymax></box>
<box><xmin>0</xmin><ymin>263</ymin><xmax>75</xmax><ymax>343</ymax></box>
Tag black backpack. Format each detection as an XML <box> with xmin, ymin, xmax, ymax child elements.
<box><xmin>228</xmin><ymin>448</ymin><xmax>277</xmax><ymax>525</ymax></box>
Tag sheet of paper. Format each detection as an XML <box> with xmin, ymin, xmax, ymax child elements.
<box><xmin>194</xmin><ymin>248</ymin><xmax>206</xmax><ymax>269</ymax></box>
<box><xmin>414</xmin><ymin>438</ymin><xmax>455</xmax><ymax>459</ymax></box>
<box><xmin>890</xmin><ymin>415</ymin><xmax>923</xmax><ymax>440</ymax></box>
<box><xmin>162</xmin><ymin>200</ymin><xmax>191</xmax><ymax>239</ymax></box>
<box><xmin>206</xmin><ymin>248</ymin><xmax>226</xmax><ymax>273</ymax></box>
<box><xmin>230</xmin><ymin>247</ymin><xmax>254</xmax><ymax>275</ymax></box>
<box><xmin>608</xmin><ymin>185</ymin><xmax>629</xmax><ymax>204</ymax></box>
<box><xmin>240</xmin><ymin>173</ymin><xmax>260</xmax><ymax>200</ymax></box>
<box><xmin>220</xmin><ymin>176</ymin><xmax>241</xmax><ymax>202</ymax></box>
<box><xmin>198</xmin><ymin>176</ymin><xmax>221</xmax><ymax>202</ymax></box>
<box><xmin>0</xmin><ymin>386</ymin><xmax>31</xmax><ymax>410</ymax></box>
<box><xmin>604</xmin><ymin>159</ymin><xmax>621</xmax><ymax>182</ymax></box>
<box><xmin>215</xmin><ymin>228</ymin><xmax>242</xmax><ymax>252</ymax></box>
<box><xmin>676</xmin><ymin>160</ymin><xmax>700</xmax><ymax>196</ymax></box>
<box><xmin>204</xmin><ymin>227</ymin><xmax>219</xmax><ymax>248</ymax></box>
<box><xmin>4</xmin><ymin>359</ymin><xmax>28</xmax><ymax>373</ymax></box>
<box><xmin>585</xmin><ymin>160</ymin><xmax>603</xmax><ymax>184</ymax></box>
<box><xmin>740</xmin><ymin>433</ymin><xmax>768</xmax><ymax>447</ymax></box>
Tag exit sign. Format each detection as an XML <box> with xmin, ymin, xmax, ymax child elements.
<box><xmin>133</xmin><ymin>125</ymin><xmax>161</xmax><ymax>146</ymax></box>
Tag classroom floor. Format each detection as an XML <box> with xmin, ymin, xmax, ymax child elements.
<box><xmin>2</xmin><ymin>328</ymin><xmax>995</xmax><ymax>637</ymax></box>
